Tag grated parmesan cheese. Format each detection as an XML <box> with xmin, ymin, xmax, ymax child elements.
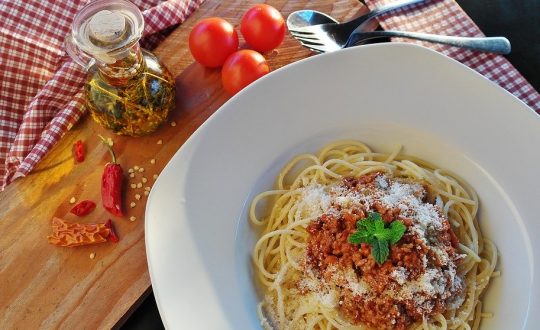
<box><xmin>296</xmin><ymin>184</ymin><xmax>332</xmax><ymax>219</ymax></box>
<box><xmin>375</xmin><ymin>174</ymin><xmax>389</xmax><ymax>189</ymax></box>
<box><xmin>381</xmin><ymin>181</ymin><xmax>422</xmax><ymax>206</ymax></box>
<box><xmin>391</xmin><ymin>267</ymin><xmax>409</xmax><ymax>285</ymax></box>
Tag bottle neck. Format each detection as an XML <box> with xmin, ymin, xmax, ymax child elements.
<box><xmin>97</xmin><ymin>43</ymin><xmax>144</xmax><ymax>86</ymax></box>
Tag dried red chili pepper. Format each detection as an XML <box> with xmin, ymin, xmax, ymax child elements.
<box><xmin>48</xmin><ymin>217</ymin><xmax>120</xmax><ymax>247</ymax></box>
<box><xmin>99</xmin><ymin>135</ymin><xmax>124</xmax><ymax>217</ymax></box>
<box><xmin>73</xmin><ymin>140</ymin><xmax>85</xmax><ymax>163</ymax></box>
<box><xmin>70</xmin><ymin>200</ymin><xmax>96</xmax><ymax>217</ymax></box>
<box><xmin>105</xmin><ymin>219</ymin><xmax>119</xmax><ymax>243</ymax></box>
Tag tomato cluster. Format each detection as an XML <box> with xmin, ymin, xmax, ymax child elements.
<box><xmin>188</xmin><ymin>4</ymin><xmax>285</xmax><ymax>95</ymax></box>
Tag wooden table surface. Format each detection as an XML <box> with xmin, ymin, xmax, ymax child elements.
<box><xmin>0</xmin><ymin>0</ymin><xmax>368</xmax><ymax>328</ymax></box>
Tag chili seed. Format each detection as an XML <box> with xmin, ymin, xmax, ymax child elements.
<box><xmin>131</xmin><ymin>183</ymin><xmax>136</xmax><ymax>189</ymax></box>
<box><xmin>153</xmin><ymin>174</ymin><xmax>158</xmax><ymax>180</ymax></box>
<box><xmin>69</xmin><ymin>197</ymin><xmax>76</xmax><ymax>204</ymax></box>
<box><xmin>130</xmin><ymin>173</ymin><xmax>135</xmax><ymax>178</ymax></box>
<box><xmin>144</xmin><ymin>186</ymin><xmax>151</xmax><ymax>191</ymax></box>
<box><xmin>135</xmin><ymin>194</ymin><xmax>141</xmax><ymax>200</ymax></box>
<box><xmin>129</xmin><ymin>216</ymin><xmax>136</xmax><ymax>222</ymax></box>
<box><xmin>144</xmin><ymin>191</ymin><xmax>149</xmax><ymax>196</ymax></box>
<box><xmin>130</xmin><ymin>202</ymin><xmax>136</xmax><ymax>208</ymax></box>
<box><xmin>150</xmin><ymin>159</ymin><xmax>156</xmax><ymax>164</ymax></box>
<box><xmin>90</xmin><ymin>252</ymin><xmax>96</xmax><ymax>259</ymax></box>
<box><xmin>138</xmin><ymin>167</ymin><xmax>144</xmax><ymax>173</ymax></box>
<box><xmin>142</xmin><ymin>177</ymin><xmax>147</xmax><ymax>183</ymax></box>
<box><xmin>137</xmin><ymin>182</ymin><xmax>142</xmax><ymax>188</ymax></box>
<box><xmin>134</xmin><ymin>165</ymin><xmax>140</xmax><ymax>170</ymax></box>
<box><xmin>128</xmin><ymin>168</ymin><xmax>134</xmax><ymax>173</ymax></box>
<box><xmin>171</xmin><ymin>121</ymin><xmax>177</xmax><ymax>127</ymax></box>
<box><xmin>157</xmin><ymin>139</ymin><xmax>163</xmax><ymax>145</ymax></box>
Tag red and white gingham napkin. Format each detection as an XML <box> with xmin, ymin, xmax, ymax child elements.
<box><xmin>364</xmin><ymin>0</ymin><xmax>540</xmax><ymax>111</ymax></box>
<box><xmin>0</xmin><ymin>0</ymin><xmax>204</xmax><ymax>190</ymax></box>
<box><xmin>2</xmin><ymin>0</ymin><xmax>539</xmax><ymax>190</ymax></box>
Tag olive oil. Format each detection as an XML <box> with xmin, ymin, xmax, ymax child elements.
<box><xmin>85</xmin><ymin>50</ymin><xmax>175</xmax><ymax>136</ymax></box>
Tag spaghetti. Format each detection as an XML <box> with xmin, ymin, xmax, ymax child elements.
<box><xmin>250</xmin><ymin>140</ymin><xmax>497</xmax><ymax>330</ymax></box>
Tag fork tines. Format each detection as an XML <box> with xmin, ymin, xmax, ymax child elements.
<box><xmin>288</xmin><ymin>27</ymin><xmax>317</xmax><ymax>35</ymax></box>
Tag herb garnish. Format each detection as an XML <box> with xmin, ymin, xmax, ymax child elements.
<box><xmin>348</xmin><ymin>212</ymin><xmax>406</xmax><ymax>264</ymax></box>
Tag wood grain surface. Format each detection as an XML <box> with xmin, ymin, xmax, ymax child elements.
<box><xmin>0</xmin><ymin>1</ymin><xmax>367</xmax><ymax>328</ymax></box>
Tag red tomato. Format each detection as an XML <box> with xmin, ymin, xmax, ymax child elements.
<box><xmin>189</xmin><ymin>17</ymin><xmax>239</xmax><ymax>68</ymax></box>
<box><xmin>240</xmin><ymin>4</ymin><xmax>285</xmax><ymax>53</ymax></box>
<box><xmin>221</xmin><ymin>50</ymin><xmax>270</xmax><ymax>95</ymax></box>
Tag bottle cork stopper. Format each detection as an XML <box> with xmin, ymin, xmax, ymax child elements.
<box><xmin>88</xmin><ymin>10</ymin><xmax>126</xmax><ymax>42</ymax></box>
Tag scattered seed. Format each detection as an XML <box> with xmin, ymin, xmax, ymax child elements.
<box><xmin>130</xmin><ymin>202</ymin><xmax>136</xmax><ymax>208</ymax></box>
<box><xmin>90</xmin><ymin>252</ymin><xmax>96</xmax><ymax>259</ymax></box>
<box><xmin>134</xmin><ymin>165</ymin><xmax>140</xmax><ymax>170</ymax></box>
<box><xmin>130</xmin><ymin>173</ymin><xmax>135</xmax><ymax>178</ymax></box>
<box><xmin>135</xmin><ymin>194</ymin><xmax>141</xmax><ymax>200</ymax></box>
<box><xmin>157</xmin><ymin>139</ymin><xmax>163</xmax><ymax>145</ymax></box>
<box><xmin>137</xmin><ymin>182</ymin><xmax>143</xmax><ymax>188</ymax></box>
<box><xmin>142</xmin><ymin>177</ymin><xmax>147</xmax><ymax>183</ymax></box>
<box><xmin>153</xmin><ymin>174</ymin><xmax>158</xmax><ymax>180</ymax></box>
<box><xmin>150</xmin><ymin>159</ymin><xmax>156</xmax><ymax>164</ymax></box>
<box><xmin>131</xmin><ymin>183</ymin><xmax>136</xmax><ymax>189</ymax></box>
<box><xmin>170</xmin><ymin>121</ymin><xmax>177</xmax><ymax>127</ymax></box>
<box><xmin>69</xmin><ymin>197</ymin><xmax>76</xmax><ymax>204</ymax></box>
<box><xmin>138</xmin><ymin>167</ymin><xmax>144</xmax><ymax>173</ymax></box>
<box><xmin>129</xmin><ymin>216</ymin><xmax>136</xmax><ymax>222</ymax></box>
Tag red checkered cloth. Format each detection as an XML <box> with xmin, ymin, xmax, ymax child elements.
<box><xmin>364</xmin><ymin>0</ymin><xmax>540</xmax><ymax>111</ymax></box>
<box><xmin>0</xmin><ymin>0</ymin><xmax>204</xmax><ymax>190</ymax></box>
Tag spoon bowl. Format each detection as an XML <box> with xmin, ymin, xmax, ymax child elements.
<box><xmin>286</xmin><ymin>10</ymin><xmax>337</xmax><ymax>30</ymax></box>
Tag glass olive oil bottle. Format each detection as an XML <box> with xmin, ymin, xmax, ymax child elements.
<box><xmin>66</xmin><ymin>0</ymin><xmax>175</xmax><ymax>136</ymax></box>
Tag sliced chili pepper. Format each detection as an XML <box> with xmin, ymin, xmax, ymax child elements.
<box><xmin>73</xmin><ymin>140</ymin><xmax>85</xmax><ymax>163</ymax></box>
<box><xmin>99</xmin><ymin>135</ymin><xmax>124</xmax><ymax>217</ymax></box>
<box><xmin>105</xmin><ymin>219</ymin><xmax>120</xmax><ymax>243</ymax></box>
<box><xmin>70</xmin><ymin>200</ymin><xmax>96</xmax><ymax>217</ymax></box>
<box><xmin>48</xmin><ymin>217</ymin><xmax>119</xmax><ymax>247</ymax></box>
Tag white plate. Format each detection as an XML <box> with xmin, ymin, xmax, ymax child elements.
<box><xmin>145</xmin><ymin>43</ymin><xmax>540</xmax><ymax>329</ymax></box>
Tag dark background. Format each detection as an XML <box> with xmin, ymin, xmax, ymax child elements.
<box><xmin>457</xmin><ymin>0</ymin><xmax>539</xmax><ymax>91</ymax></box>
<box><xmin>120</xmin><ymin>0</ymin><xmax>539</xmax><ymax>329</ymax></box>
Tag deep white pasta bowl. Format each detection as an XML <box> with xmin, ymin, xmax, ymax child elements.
<box><xmin>145</xmin><ymin>43</ymin><xmax>540</xmax><ymax>329</ymax></box>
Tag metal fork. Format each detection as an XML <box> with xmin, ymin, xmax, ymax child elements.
<box><xmin>288</xmin><ymin>0</ymin><xmax>429</xmax><ymax>48</ymax></box>
<box><xmin>294</xmin><ymin>29</ymin><xmax>511</xmax><ymax>54</ymax></box>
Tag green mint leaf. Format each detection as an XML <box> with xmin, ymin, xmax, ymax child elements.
<box><xmin>349</xmin><ymin>231</ymin><xmax>362</xmax><ymax>244</ymax></box>
<box><xmin>366</xmin><ymin>212</ymin><xmax>382</xmax><ymax>222</ymax></box>
<box><xmin>374</xmin><ymin>228</ymin><xmax>395</xmax><ymax>241</ymax></box>
<box><xmin>374</xmin><ymin>221</ymin><xmax>406</xmax><ymax>243</ymax></box>
<box><xmin>349</xmin><ymin>212</ymin><xmax>406</xmax><ymax>265</ymax></box>
<box><xmin>357</xmin><ymin>218</ymin><xmax>374</xmax><ymax>232</ymax></box>
<box><xmin>370</xmin><ymin>238</ymin><xmax>389</xmax><ymax>264</ymax></box>
<box><xmin>349</xmin><ymin>230</ymin><xmax>371</xmax><ymax>244</ymax></box>
<box><xmin>374</xmin><ymin>218</ymin><xmax>385</xmax><ymax>232</ymax></box>
<box><xmin>388</xmin><ymin>221</ymin><xmax>406</xmax><ymax>244</ymax></box>
<box><xmin>357</xmin><ymin>220</ymin><xmax>369</xmax><ymax>232</ymax></box>
<box><xmin>357</xmin><ymin>212</ymin><xmax>380</xmax><ymax>231</ymax></box>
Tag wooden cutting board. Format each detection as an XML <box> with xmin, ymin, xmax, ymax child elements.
<box><xmin>0</xmin><ymin>0</ymin><xmax>368</xmax><ymax>328</ymax></box>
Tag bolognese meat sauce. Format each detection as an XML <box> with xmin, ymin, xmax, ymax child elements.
<box><xmin>301</xmin><ymin>173</ymin><xmax>464</xmax><ymax>330</ymax></box>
